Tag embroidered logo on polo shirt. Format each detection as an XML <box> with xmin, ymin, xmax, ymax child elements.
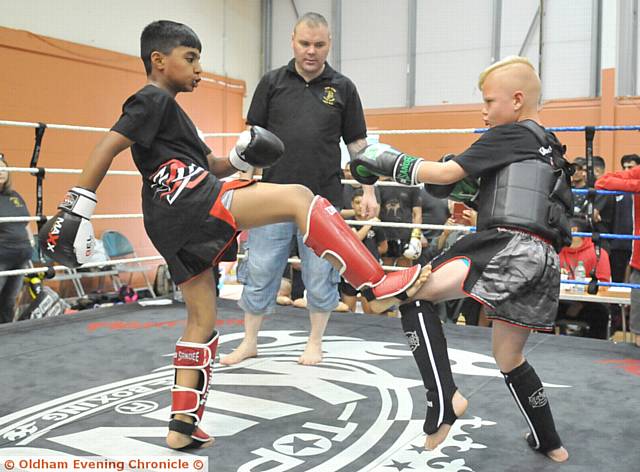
<box><xmin>322</xmin><ymin>86</ymin><xmax>336</xmax><ymax>105</ymax></box>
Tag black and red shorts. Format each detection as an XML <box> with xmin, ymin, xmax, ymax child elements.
<box><xmin>165</xmin><ymin>179</ymin><xmax>255</xmax><ymax>286</ymax></box>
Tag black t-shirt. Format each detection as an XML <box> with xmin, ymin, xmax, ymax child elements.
<box><xmin>247</xmin><ymin>60</ymin><xmax>367</xmax><ymax>206</ymax></box>
<box><xmin>453</xmin><ymin>122</ymin><xmax>547</xmax><ymax>178</ymax></box>
<box><xmin>342</xmin><ymin>184</ymin><xmax>381</xmax><ymax>210</ymax></box>
<box><xmin>111</xmin><ymin>85</ymin><xmax>221</xmax><ymax>256</ymax></box>
<box><xmin>0</xmin><ymin>190</ymin><xmax>31</xmax><ymax>258</ymax></box>
<box><xmin>611</xmin><ymin>193</ymin><xmax>633</xmax><ymax>251</ymax></box>
<box><xmin>379</xmin><ymin>185</ymin><xmax>422</xmax><ymax>240</ymax></box>
<box><xmin>420</xmin><ymin>187</ymin><xmax>449</xmax><ymax>241</ymax></box>
<box><xmin>361</xmin><ymin>225</ymin><xmax>386</xmax><ymax>261</ymax></box>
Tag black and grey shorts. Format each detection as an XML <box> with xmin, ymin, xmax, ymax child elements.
<box><xmin>430</xmin><ymin>228</ymin><xmax>560</xmax><ymax>331</ymax></box>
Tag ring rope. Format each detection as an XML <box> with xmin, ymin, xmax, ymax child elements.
<box><xmin>3</xmin><ymin>119</ymin><xmax>640</xmax><ymax>291</ymax></box>
<box><xmin>5</xmin><ymin>167</ymin><xmax>636</xmax><ymax>195</ymax></box>
<box><xmin>3</xmin><ymin>119</ymin><xmax>640</xmax><ymax>136</ymax></box>
<box><xmin>3</xmin><ymin>214</ymin><xmax>640</xmax><ymax>241</ymax></box>
<box><xmin>0</xmin><ymin>255</ymin><xmax>163</xmax><ymax>278</ymax></box>
<box><xmin>4</xmin><ymin>166</ymin><xmax>140</xmax><ymax>176</ymax></box>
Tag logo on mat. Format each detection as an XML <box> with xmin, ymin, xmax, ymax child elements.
<box><xmin>405</xmin><ymin>331</ymin><xmax>420</xmax><ymax>351</ymax></box>
<box><xmin>528</xmin><ymin>387</ymin><xmax>548</xmax><ymax>408</ymax></box>
<box><xmin>0</xmin><ymin>332</ymin><xmax>570</xmax><ymax>470</ymax></box>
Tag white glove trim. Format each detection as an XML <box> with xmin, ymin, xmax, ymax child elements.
<box><xmin>229</xmin><ymin>148</ymin><xmax>253</xmax><ymax>172</ymax></box>
<box><xmin>59</xmin><ymin>187</ymin><xmax>97</xmax><ymax>219</ymax></box>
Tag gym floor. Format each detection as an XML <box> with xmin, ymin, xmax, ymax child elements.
<box><xmin>1</xmin><ymin>298</ymin><xmax>638</xmax><ymax>471</ymax></box>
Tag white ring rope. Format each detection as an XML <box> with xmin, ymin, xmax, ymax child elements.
<box><xmin>0</xmin><ymin>120</ymin><xmax>109</xmax><ymax>133</ymax></box>
<box><xmin>1</xmin><ymin>118</ymin><xmax>638</xmax><ymax>289</ymax></box>
<box><xmin>0</xmin><ymin>214</ymin><xmax>143</xmax><ymax>223</ymax></box>
<box><xmin>4</xmin><ymin>166</ymin><xmax>140</xmax><ymax>176</ymax></box>
<box><xmin>4</xmin><ymin>119</ymin><xmax>640</xmax><ymax>137</ymax></box>
<box><xmin>0</xmin><ymin>256</ymin><xmax>164</xmax><ymax>278</ymax></box>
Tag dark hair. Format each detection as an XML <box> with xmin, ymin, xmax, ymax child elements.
<box><xmin>570</xmin><ymin>216</ymin><xmax>590</xmax><ymax>233</ymax></box>
<box><xmin>592</xmin><ymin>155</ymin><xmax>605</xmax><ymax>171</ymax></box>
<box><xmin>573</xmin><ymin>157</ymin><xmax>586</xmax><ymax>168</ymax></box>
<box><xmin>0</xmin><ymin>153</ymin><xmax>13</xmax><ymax>195</ymax></box>
<box><xmin>621</xmin><ymin>153</ymin><xmax>640</xmax><ymax>166</ymax></box>
<box><xmin>140</xmin><ymin>20</ymin><xmax>202</xmax><ymax>75</ymax></box>
<box><xmin>351</xmin><ymin>187</ymin><xmax>364</xmax><ymax>200</ymax></box>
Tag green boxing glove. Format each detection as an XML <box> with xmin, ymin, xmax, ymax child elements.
<box><xmin>424</xmin><ymin>153</ymin><xmax>480</xmax><ymax>209</ymax></box>
<box><xmin>350</xmin><ymin>143</ymin><xmax>423</xmax><ymax>186</ymax></box>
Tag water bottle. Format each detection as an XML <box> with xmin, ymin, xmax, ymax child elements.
<box><xmin>574</xmin><ymin>261</ymin><xmax>586</xmax><ymax>293</ymax></box>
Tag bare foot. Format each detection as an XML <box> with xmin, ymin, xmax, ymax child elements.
<box><xmin>424</xmin><ymin>390</ymin><xmax>469</xmax><ymax>450</ymax></box>
<box><xmin>166</xmin><ymin>415</ymin><xmax>214</xmax><ymax>450</ymax></box>
<box><xmin>335</xmin><ymin>301</ymin><xmax>350</xmax><ymax>312</ymax></box>
<box><xmin>525</xmin><ymin>434</ymin><xmax>570</xmax><ymax>462</ymax></box>
<box><xmin>298</xmin><ymin>339</ymin><xmax>323</xmax><ymax>365</ymax></box>
<box><xmin>276</xmin><ymin>295</ymin><xmax>293</xmax><ymax>306</ymax></box>
<box><xmin>369</xmin><ymin>265</ymin><xmax>432</xmax><ymax>314</ymax></box>
<box><xmin>547</xmin><ymin>446</ymin><xmax>569</xmax><ymax>463</ymax></box>
<box><xmin>292</xmin><ymin>298</ymin><xmax>307</xmax><ymax>309</ymax></box>
<box><xmin>219</xmin><ymin>340</ymin><xmax>257</xmax><ymax>366</ymax></box>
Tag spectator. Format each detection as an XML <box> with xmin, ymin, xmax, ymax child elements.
<box><xmin>0</xmin><ymin>154</ymin><xmax>32</xmax><ymax>323</ymax></box>
<box><xmin>571</xmin><ymin>157</ymin><xmax>587</xmax><ymax>216</ymax></box>
<box><xmin>609</xmin><ymin>154</ymin><xmax>640</xmax><ymax>282</ymax></box>
<box><xmin>339</xmin><ymin>188</ymin><xmax>388</xmax><ymax>313</ymax></box>
<box><xmin>591</xmin><ymin>156</ymin><xmax>615</xmax><ymax>251</ymax></box>
<box><xmin>379</xmin><ymin>178</ymin><xmax>422</xmax><ymax>267</ymax></box>
<box><xmin>557</xmin><ymin>217</ymin><xmax>611</xmax><ymax>339</ymax></box>
<box><xmin>222</xmin><ymin>12</ymin><xmax>377</xmax><ymax>366</ymax></box>
<box><xmin>434</xmin><ymin>201</ymin><xmax>476</xmax><ymax>253</ymax></box>
<box><xmin>572</xmin><ymin>155</ymin><xmax>614</xmax><ymax>251</ymax></box>
<box><xmin>419</xmin><ymin>185</ymin><xmax>449</xmax><ymax>245</ymax></box>
<box><xmin>341</xmin><ymin>160</ymin><xmax>380</xmax><ymax>219</ymax></box>
<box><xmin>596</xmin><ymin>164</ymin><xmax>640</xmax><ymax>347</ymax></box>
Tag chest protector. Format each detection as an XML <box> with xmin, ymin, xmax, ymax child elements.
<box><xmin>476</xmin><ymin>121</ymin><xmax>574</xmax><ymax>252</ymax></box>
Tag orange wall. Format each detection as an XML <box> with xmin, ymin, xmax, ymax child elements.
<box><xmin>0</xmin><ymin>26</ymin><xmax>245</xmax><ymax>293</ymax></box>
<box><xmin>3</xmin><ymin>24</ymin><xmax>640</xmax><ymax>294</ymax></box>
<box><xmin>365</xmin><ymin>69</ymin><xmax>640</xmax><ymax>171</ymax></box>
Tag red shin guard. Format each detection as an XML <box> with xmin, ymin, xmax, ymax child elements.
<box><xmin>303</xmin><ymin>196</ymin><xmax>421</xmax><ymax>299</ymax></box>
<box><xmin>169</xmin><ymin>331</ymin><xmax>219</xmax><ymax>448</ymax></box>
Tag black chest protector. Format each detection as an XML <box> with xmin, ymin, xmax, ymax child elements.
<box><xmin>476</xmin><ymin>120</ymin><xmax>574</xmax><ymax>252</ymax></box>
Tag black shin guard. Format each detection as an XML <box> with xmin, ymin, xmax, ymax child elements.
<box><xmin>400</xmin><ymin>300</ymin><xmax>458</xmax><ymax>434</ymax></box>
<box><xmin>502</xmin><ymin>361</ymin><xmax>562</xmax><ymax>454</ymax></box>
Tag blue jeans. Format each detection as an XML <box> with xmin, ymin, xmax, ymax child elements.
<box><xmin>239</xmin><ymin>222</ymin><xmax>340</xmax><ymax>315</ymax></box>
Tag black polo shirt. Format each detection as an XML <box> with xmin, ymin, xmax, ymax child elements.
<box><xmin>247</xmin><ymin>60</ymin><xmax>367</xmax><ymax>206</ymax></box>
<box><xmin>0</xmin><ymin>190</ymin><xmax>31</xmax><ymax>260</ymax></box>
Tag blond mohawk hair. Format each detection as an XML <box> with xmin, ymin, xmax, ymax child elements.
<box><xmin>478</xmin><ymin>56</ymin><xmax>536</xmax><ymax>89</ymax></box>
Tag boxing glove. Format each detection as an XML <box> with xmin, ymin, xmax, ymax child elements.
<box><xmin>229</xmin><ymin>126</ymin><xmax>285</xmax><ymax>172</ymax></box>
<box><xmin>424</xmin><ymin>153</ymin><xmax>480</xmax><ymax>209</ymax></box>
<box><xmin>402</xmin><ymin>228</ymin><xmax>423</xmax><ymax>260</ymax></box>
<box><xmin>350</xmin><ymin>143</ymin><xmax>423</xmax><ymax>186</ymax></box>
<box><xmin>39</xmin><ymin>187</ymin><xmax>96</xmax><ymax>268</ymax></box>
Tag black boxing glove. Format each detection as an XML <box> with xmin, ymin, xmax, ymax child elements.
<box><xmin>39</xmin><ymin>187</ymin><xmax>96</xmax><ymax>267</ymax></box>
<box><xmin>229</xmin><ymin>126</ymin><xmax>285</xmax><ymax>172</ymax></box>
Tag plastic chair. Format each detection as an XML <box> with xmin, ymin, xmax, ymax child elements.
<box><xmin>30</xmin><ymin>235</ymin><xmax>85</xmax><ymax>297</ymax></box>
<box><xmin>101</xmin><ymin>230</ymin><xmax>156</xmax><ymax>298</ymax></box>
<box><xmin>30</xmin><ymin>236</ymin><xmax>119</xmax><ymax>298</ymax></box>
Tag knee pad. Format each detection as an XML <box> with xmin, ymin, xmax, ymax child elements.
<box><xmin>503</xmin><ymin>360</ymin><xmax>562</xmax><ymax>454</ymax></box>
<box><xmin>400</xmin><ymin>300</ymin><xmax>458</xmax><ymax>434</ymax></box>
